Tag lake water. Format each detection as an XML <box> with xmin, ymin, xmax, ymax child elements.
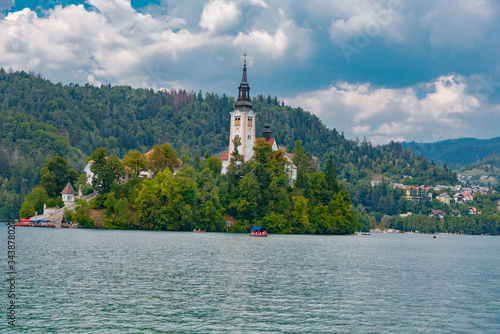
<box><xmin>1</xmin><ymin>224</ymin><xmax>500</xmax><ymax>333</ymax></box>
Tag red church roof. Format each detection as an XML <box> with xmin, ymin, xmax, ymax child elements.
<box><xmin>220</xmin><ymin>150</ymin><xmax>229</xmax><ymax>161</ymax></box>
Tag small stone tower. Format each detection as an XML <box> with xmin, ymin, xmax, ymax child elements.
<box><xmin>61</xmin><ymin>182</ymin><xmax>76</xmax><ymax>207</ymax></box>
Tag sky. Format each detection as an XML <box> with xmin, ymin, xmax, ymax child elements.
<box><xmin>1</xmin><ymin>0</ymin><xmax>500</xmax><ymax>144</ymax></box>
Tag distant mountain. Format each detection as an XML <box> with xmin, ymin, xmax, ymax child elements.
<box><xmin>401</xmin><ymin>137</ymin><xmax>500</xmax><ymax>169</ymax></box>
<box><xmin>459</xmin><ymin>153</ymin><xmax>500</xmax><ymax>181</ymax></box>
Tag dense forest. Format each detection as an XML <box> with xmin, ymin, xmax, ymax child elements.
<box><xmin>0</xmin><ymin>69</ymin><xmax>482</xmax><ymax>226</ymax></box>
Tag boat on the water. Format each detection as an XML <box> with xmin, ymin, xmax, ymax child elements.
<box><xmin>31</xmin><ymin>220</ymin><xmax>55</xmax><ymax>227</ymax></box>
<box><xmin>15</xmin><ymin>219</ymin><xmax>34</xmax><ymax>227</ymax></box>
<box><xmin>193</xmin><ymin>229</ymin><xmax>206</xmax><ymax>232</ymax></box>
<box><xmin>249</xmin><ymin>227</ymin><xmax>267</xmax><ymax>237</ymax></box>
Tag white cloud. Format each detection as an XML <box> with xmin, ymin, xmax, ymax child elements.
<box><xmin>283</xmin><ymin>75</ymin><xmax>488</xmax><ymax>144</ymax></box>
<box><xmin>0</xmin><ymin>0</ymin><xmax>313</xmax><ymax>90</ymax></box>
<box><xmin>248</xmin><ymin>0</ymin><xmax>269</xmax><ymax>8</ymax></box>
<box><xmin>199</xmin><ymin>0</ymin><xmax>240</xmax><ymax>33</ymax></box>
<box><xmin>234</xmin><ymin>28</ymin><xmax>287</xmax><ymax>59</ymax></box>
<box><xmin>233</xmin><ymin>8</ymin><xmax>312</xmax><ymax>61</ymax></box>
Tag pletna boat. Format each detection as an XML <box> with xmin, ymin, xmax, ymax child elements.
<box><xmin>249</xmin><ymin>227</ymin><xmax>267</xmax><ymax>237</ymax></box>
<box><xmin>15</xmin><ymin>219</ymin><xmax>33</xmax><ymax>227</ymax></box>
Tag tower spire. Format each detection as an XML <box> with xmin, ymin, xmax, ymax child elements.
<box><xmin>235</xmin><ymin>54</ymin><xmax>251</xmax><ymax>109</ymax></box>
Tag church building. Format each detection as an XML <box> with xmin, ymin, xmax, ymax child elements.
<box><xmin>220</xmin><ymin>57</ymin><xmax>297</xmax><ymax>181</ymax></box>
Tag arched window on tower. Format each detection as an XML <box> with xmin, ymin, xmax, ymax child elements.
<box><xmin>235</xmin><ymin>116</ymin><xmax>241</xmax><ymax>126</ymax></box>
<box><xmin>247</xmin><ymin>117</ymin><xmax>253</xmax><ymax>127</ymax></box>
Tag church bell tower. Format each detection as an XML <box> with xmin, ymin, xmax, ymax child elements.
<box><xmin>227</xmin><ymin>55</ymin><xmax>256</xmax><ymax>163</ymax></box>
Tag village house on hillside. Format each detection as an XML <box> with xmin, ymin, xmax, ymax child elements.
<box><xmin>454</xmin><ymin>192</ymin><xmax>474</xmax><ymax>204</ymax></box>
<box><xmin>468</xmin><ymin>207</ymin><xmax>481</xmax><ymax>215</ymax></box>
<box><xmin>429</xmin><ymin>209</ymin><xmax>445</xmax><ymax>218</ymax></box>
<box><xmin>406</xmin><ymin>186</ymin><xmax>433</xmax><ymax>202</ymax></box>
<box><xmin>436</xmin><ymin>192</ymin><xmax>451</xmax><ymax>205</ymax></box>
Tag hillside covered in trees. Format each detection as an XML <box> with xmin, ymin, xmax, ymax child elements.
<box><xmin>1</xmin><ymin>69</ymin><xmax>459</xmax><ymax>220</ymax></box>
<box><xmin>402</xmin><ymin>137</ymin><xmax>500</xmax><ymax>169</ymax></box>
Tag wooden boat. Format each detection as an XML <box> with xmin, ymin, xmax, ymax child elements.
<box><xmin>15</xmin><ymin>219</ymin><xmax>33</xmax><ymax>227</ymax></box>
<box><xmin>249</xmin><ymin>227</ymin><xmax>267</xmax><ymax>237</ymax></box>
<box><xmin>193</xmin><ymin>229</ymin><xmax>206</xmax><ymax>232</ymax></box>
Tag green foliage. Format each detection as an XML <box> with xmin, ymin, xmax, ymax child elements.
<box><xmin>221</xmin><ymin>138</ymin><xmax>359</xmax><ymax>234</ymax></box>
<box><xmin>19</xmin><ymin>200</ymin><xmax>36</xmax><ymax>219</ymax></box>
<box><xmin>262</xmin><ymin>212</ymin><xmax>291</xmax><ymax>233</ymax></box>
<box><xmin>205</xmin><ymin>156</ymin><xmax>222</xmax><ymax>175</ymax></box>
<box><xmin>22</xmin><ymin>186</ymin><xmax>49</xmax><ymax>216</ymax></box>
<box><xmin>124</xmin><ymin>150</ymin><xmax>146</xmax><ymax>175</ymax></box>
<box><xmin>136</xmin><ymin>168</ymin><xmax>196</xmax><ymax>230</ymax></box>
<box><xmin>147</xmin><ymin>143</ymin><xmax>181</xmax><ymax>176</ymax></box>
<box><xmin>81</xmin><ymin>183</ymin><xmax>94</xmax><ymax>196</ymax></box>
<box><xmin>389</xmin><ymin>213</ymin><xmax>500</xmax><ymax>235</ymax></box>
<box><xmin>90</xmin><ymin>147</ymin><xmax>125</xmax><ymax>194</ymax></box>
<box><xmin>70</xmin><ymin>199</ymin><xmax>94</xmax><ymax>228</ymax></box>
<box><xmin>291</xmin><ymin>196</ymin><xmax>310</xmax><ymax>233</ymax></box>
<box><xmin>46</xmin><ymin>196</ymin><xmax>64</xmax><ymax>209</ymax></box>
<box><xmin>39</xmin><ymin>156</ymin><xmax>78</xmax><ymax>198</ymax></box>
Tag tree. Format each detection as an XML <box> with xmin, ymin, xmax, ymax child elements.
<box><xmin>231</xmin><ymin>175</ymin><xmax>261</xmax><ymax>223</ymax></box>
<box><xmin>291</xmin><ymin>196</ymin><xmax>310</xmax><ymax>233</ymax></box>
<box><xmin>19</xmin><ymin>201</ymin><xmax>36</xmax><ymax>219</ymax></box>
<box><xmin>136</xmin><ymin>168</ymin><xmax>196</xmax><ymax>231</ymax></box>
<box><xmin>205</xmin><ymin>156</ymin><xmax>222</xmax><ymax>175</ymax></box>
<box><xmin>90</xmin><ymin>148</ymin><xmax>125</xmax><ymax>194</ymax></box>
<box><xmin>147</xmin><ymin>143</ymin><xmax>181</xmax><ymax>176</ymax></box>
<box><xmin>20</xmin><ymin>186</ymin><xmax>49</xmax><ymax>216</ymax></box>
<box><xmin>124</xmin><ymin>150</ymin><xmax>146</xmax><ymax>175</ymax></box>
<box><xmin>292</xmin><ymin>140</ymin><xmax>314</xmax><ymax>195</ymax></box>
<box><xmin>292</xmin><ymin>140</ymin><xmax>310</xmax><ymax>168</ymax></box>
<box><xmin>226</xmin><ymin>136</ymin><xmax>245</xmax><ymax>188</ymax></box>
<box><xmin>39</xmin><ymin>156</ymin><xmax>78</xmax><ymax>198</ymax></box>
<box><xmin>71</xmin><ymin>199</ymin><xmax>94</xmax><ymax>228</ymax></box>
<box><xmin>325</xmin><ymin>155</ymin><xmax>340</xmax><ymax>193</ymax></box>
